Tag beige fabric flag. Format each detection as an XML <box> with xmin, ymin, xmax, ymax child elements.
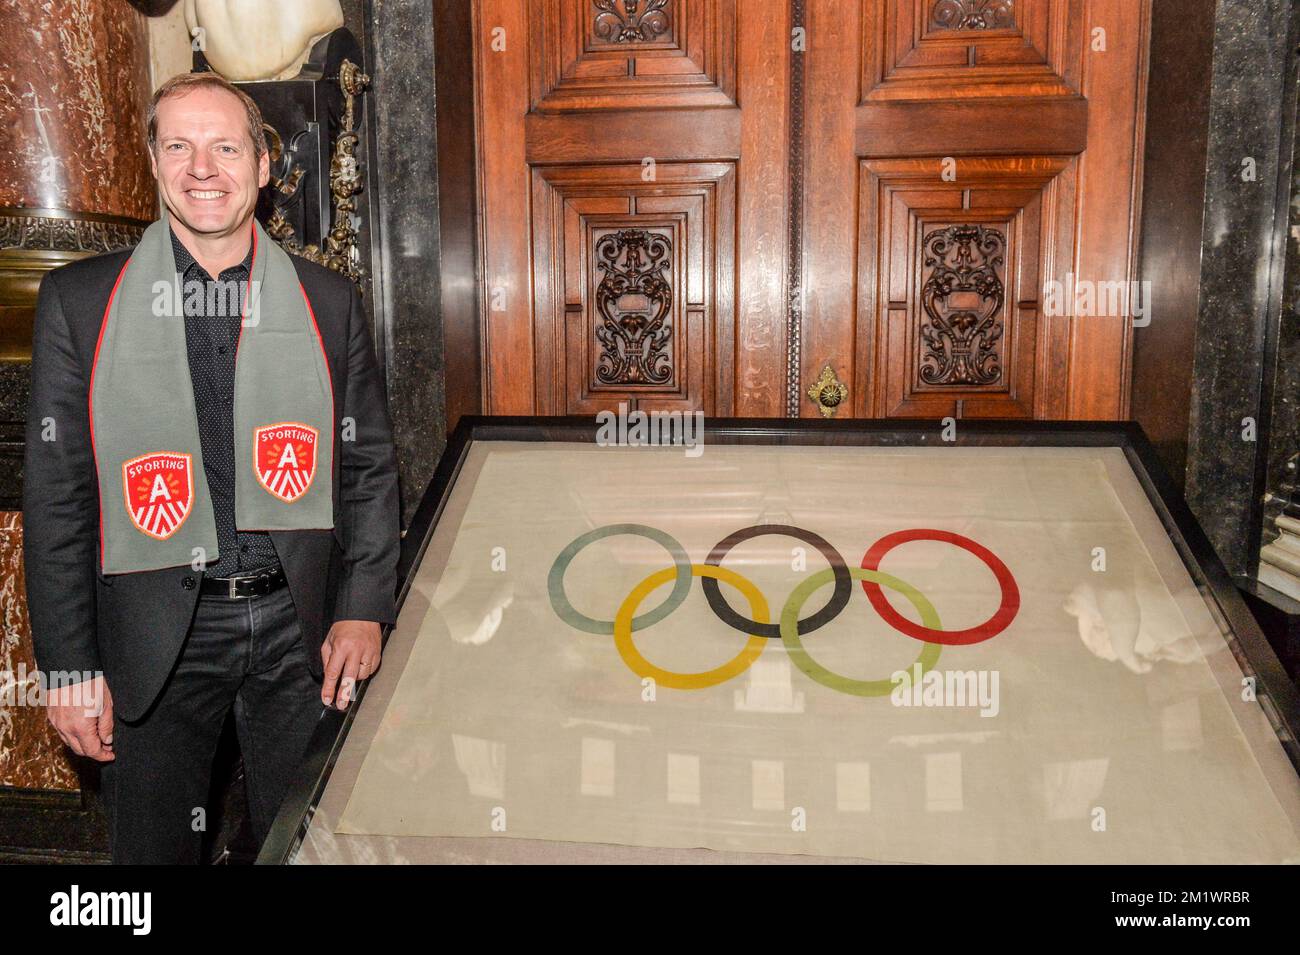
<box><xmin>324</xmin><ymin>443</ymin><xmax>1300</xmax><ymax>864</ymax></box>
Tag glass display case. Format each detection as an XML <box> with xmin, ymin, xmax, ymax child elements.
<box><xmin>260</xmin><ymin>417</ymin><xmax>1300</xmax><ymax>864</ymax></box>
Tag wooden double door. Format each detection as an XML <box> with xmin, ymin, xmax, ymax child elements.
<box><xmin>473</xmin><ymin>0</ymin><xmax>1148</xmax><ymax>419</ymax></box>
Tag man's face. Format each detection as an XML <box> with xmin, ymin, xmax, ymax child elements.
<box><xmin>149</xmin><ymin>86</ymin><xmax>269</xmax><ymax>242</ymax></box>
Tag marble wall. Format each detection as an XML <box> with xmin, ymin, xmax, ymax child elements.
<box><xmin>0</xmin><ymin>512</ymin><xmax>77</xmax><ymax>791</ymax></box>
<box><xmin>1133</xmin><ymin>0</ymin><xmax>1300</xmax><ymax>579</ymax></box>
<box><xmin>350</xmin><ymin>0</ymin><xmax>448</xmax><ymax>526</ymax></box>
<box><xmin>1258</xmin><ymin>87</ymin><xmax>1300</xmax><ymax>549</ymax></box>
<box><xmin>1183</xmin><ymin>0</ymin><xmax>1299</xmax><ymax>578</ymax></box>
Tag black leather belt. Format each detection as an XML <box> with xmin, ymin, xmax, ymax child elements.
<box><xmin>200</xmin><ymin>564</ymin><xmax>288</xmax><ymax>599</ymax></box>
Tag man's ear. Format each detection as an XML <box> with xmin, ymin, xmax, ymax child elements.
<box><xmin>257</xmin><ymin>148</ymin><xmax>270</xmax><ymax>189</ymax></box>
<box><xmin>148</xmin><ymin>146</ymin><xmax>158</xmax><ymax>181</ymax></box>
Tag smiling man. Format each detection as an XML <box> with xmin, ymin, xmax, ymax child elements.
<box><xmin>21</xmin><ymin>72</ymin><xmax>400</xmax><ymax>864</ymax></box>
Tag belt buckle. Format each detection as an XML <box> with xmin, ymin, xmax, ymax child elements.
<box><xmin>228</xmin><ymin>576</ymin><xmax>241</xmax><ymax>599</ymax></box>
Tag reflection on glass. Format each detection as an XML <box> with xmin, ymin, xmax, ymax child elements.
<box><xmin>1042</xmin><ymin>758</ymin><xmax>1109</xmax><ymax>821</ymax></box>
<box><xmin>734</xmin><ymin>657</ymin><xmax>805</xmax><ymax>713</ymax></box>
<box><xmin>451</xmin><ymin>734</ymin><xmax>506</xmax><ymax>800</ymax></box>
<box><xmin>836</xmin><ymin>762</ymin><xmax>871</xmax><ymax>813</ymax></box>
<box><xmin>925</xmin><ymin>752</ymin><xmax>963</xmax><ymax>812</ymax></box>
<box><xmin>751</xmin><ymin>760</ymin><xmax>785</xmax><ymax>811</ymax></box>
<box><xmin>667</xmin><ymin>753</ymin><xmax>701</xmax><ymax>805</ymax></box>
<box><xmin>1064</xmin><ymin>582</ymin><xmax>1201</xmax><ymax>673</ymax></box>
<box><xmin>581</xmin><ymin>737</ymin><xmax>616</xmax><ymax>797</ymax></box>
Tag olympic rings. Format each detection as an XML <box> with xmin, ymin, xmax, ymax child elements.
<box><xmin>547</xmin><ymin>522</ymin><xmax>1019</xmax><ymax>698</ymax></box>
<box><xmin>548</xmin><ymin>524</ymin><xmax>692</xmax><ymax>634</ymax></box>
<box><xmin>616</xmin><ymin>564</ymin><xmax>769</xmax><ymax>689</ymax></box>
<box><xmin>860</xmin><ymin>528</ymin><xmax>1019</xmax><ymax>646</ymax></box>
<box><xmin>703</xmin><ymin>524</ymin><xmax>851</xmax><ymax>639</ymax></box>
<box><xmin>781</xmin><ymin>567</ymin><xmax>942</xmax><ymax>696</ymax></box>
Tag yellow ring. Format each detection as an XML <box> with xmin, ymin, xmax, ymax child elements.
<box><xmin>614</xmin><ymin>564</ymin><xmax>768</xmax><ymax>689</ymax></box>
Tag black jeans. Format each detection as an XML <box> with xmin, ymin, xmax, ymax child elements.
<box><xmin>100</xmin><ymin>583</ymin><xmax>323</xmax><ymax>864</ymax></box>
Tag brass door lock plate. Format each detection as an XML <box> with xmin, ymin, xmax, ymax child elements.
<box><xmin>807</xmin><ymin>366</ymin><xmax>848</xmax><ymax>418</ymax></box>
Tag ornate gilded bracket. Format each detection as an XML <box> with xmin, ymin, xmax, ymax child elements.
<box><xmin>264</xmin><ymin>57</ymin><xmax>370</xmax><ymax>288</ymax></box>
<box><xmin>806</xmin><ymin>365</ymin><xmax>849</xmax><ymax>418</ymax></box>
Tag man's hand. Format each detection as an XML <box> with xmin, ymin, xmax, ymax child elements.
<box><xmin>46</xmin><ymin>675</ymin><xmax>114</xmax><ymax>762</ymax></box>
<box><xmin>321</xmin><ymin>620</ymin><xmax>382</xmax><ymax>710</ymax></box>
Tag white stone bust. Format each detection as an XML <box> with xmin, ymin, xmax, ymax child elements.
<box><xmin>184</xmin><ymin>0</ymin><xmax>345</xmax><ymax>81</ymax></box>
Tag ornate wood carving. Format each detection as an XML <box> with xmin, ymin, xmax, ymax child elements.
<box><xmin>930</xmin><ymin>0</ymin><xmax>1015</xmax><ymax>31</ymax></box>
<box><xmin>531</xmin><ymin>0</ymin><xmax>734</xmax><ymax>112</ymax></box>
<box><xmin>858</xmin><ymin>155</ymin><xmax>1078</xmax><ymax>418</ymax></box>
<box><xmin>529</xmin><ymin>161</ymin><xmax>733</xmax><ymax>414</ymax></box>
<box><xmin>862</xmin><ymin>0</ymin><xmax>1083</xmax><ymax>103</ymax></box>
<box><xmin>594</xmin><ymin>229</ymin><xmax>674</xmax><ymax>385</ymax></box>
<box><xmin>785</xmin><ymin>0</ymin><xmax>807</xmax><ymax>415</ymax></box>
<box><xmin>919</xmin><ymin>225</ymin><xmax>1006</xmax><ymax>386</ymax></box>
<box><xmin>592</xmin><ymin>0</ymin><xmax>671</xmax><ymax>43</ymax></box>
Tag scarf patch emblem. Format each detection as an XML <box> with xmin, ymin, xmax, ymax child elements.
<box><xmin>255</xmin><ymin>422</ymin><xmax>318</xmax><ymax>503</ymax></box>
<box><xmin>122</xmin><ymin>452</ymin><xmax>194</xmax><ymax>540</ymax></box>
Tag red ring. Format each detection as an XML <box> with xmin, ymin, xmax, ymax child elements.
<box><xmin>860</xmin><ymin>529</ymin><xmax>1019</xmax><ymax>646</ymax></box>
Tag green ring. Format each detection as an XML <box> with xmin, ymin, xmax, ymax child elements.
<box><xmin>548</xmin><ymin>524</ymin><xmax>693</xmax><ymax>635</ymax></box>
<box><xmin>780</xmin><ymin>566</ymin><xmax>944</xmax><ymax>697</ymax></box>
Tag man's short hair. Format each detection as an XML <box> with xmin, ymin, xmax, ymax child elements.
<box><xmin>146</xmin><ymin>71</ymin><xmax>269</xmax><ymax>159</ymax></box>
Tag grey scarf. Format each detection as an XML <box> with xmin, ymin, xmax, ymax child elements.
<box><xmin>89</xmin><ymin>212</ymin><xmax>334</xmax><ymax>574</ymax></box>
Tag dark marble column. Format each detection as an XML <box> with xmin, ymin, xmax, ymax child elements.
<box><xmin>1179</xmin><ymin>0</ymin><xmax>1300</xmax><ymax>577</ymax></box>
<box><xmin>360</xmin><ymin>0</ymin><xmax>445</xmax><ymax>527</ymax></box>
<box><xmin>1260</xmin><ymin>90</ymin><xmax>1300</xmax><ymax>546</ymax></box>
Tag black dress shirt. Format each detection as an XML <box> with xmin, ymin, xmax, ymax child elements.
<box><xmin>170</xmin><ymin>230</ymin><xmax>279</xmax><ymax>577</ymax></box>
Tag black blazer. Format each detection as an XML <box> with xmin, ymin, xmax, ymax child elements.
<box><xmin>22</xmin><ymin>245</ymin><xmax>401</xmax><ymax>722</ymax></box>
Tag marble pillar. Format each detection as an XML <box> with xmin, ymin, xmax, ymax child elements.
<box><xmin>0</xmin><ymin>0</ymin><xmax>155</xmax><ymax>800</ymax></box>
<box><xmin>0</xmin><ymin>512</ymin><xmax>76</xmax><ymax>791</ymax></box>
<box><xmin>361</xmin><ymin>0</ymin><xmax>452</xmax><ymax>526</ymax></box>
<box><xmin>0</xmin><ymin>0</ymin><xmax>156</xmax><ymax>360</ymax></box>
<box><xmin>1179</xmin><ymin>0</ymin><xmax>1300</xmax><ymax>577</ymax></box>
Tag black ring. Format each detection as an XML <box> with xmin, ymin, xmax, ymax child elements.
<box><xmin>702</xmin><ymin>524</ymin><xmax>852</xmax><ymax>639</ymax></box>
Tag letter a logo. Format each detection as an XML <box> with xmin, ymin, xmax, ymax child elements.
<box><xmin>254</xmin><ymin>422</ymin><xmax>318</xmax><ymax>503</ymax></box>
<box><xmin>122</xmin><ymin>452</ymin><xmax>194</xmax><ymax>539</ymax></box>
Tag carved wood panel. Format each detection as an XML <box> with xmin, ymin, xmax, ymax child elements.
<box><xmin>531</xmin><ymin>0</ymin><xmax>737</xmax><ymax>111</ymax></box>
<box><xmin>800</xmin><ymin>0</ymin><xmax>1146</xmax><ymax>421</ymax></box>
<box><xmin>929</xmin><ymin>0</ymin><xmax>1016</xmax><ymax>31</ymax></box>
<box><xmin>590</xmin><ymin>0</ymin><xmax>675</xmax><ymax>45</ymax></box>
<box><xmin>531</xmin><ymin>162</ymin><xmax>735</xmax><ymax>414</ymax></box>
<box><xmin>477</xmin><ymin>0</ymin><xmax>1148</xmax><ymax>421</ymax></box>
<box><xmin>862</xmin><ymin>0</ymin><xmax>1084</xmax><ymax>101</ymax></box>
<box><xmin>592</xmin><ymin>228</ymin><xmax>676</xmax><ymax>386</ymax></box>
<box><xmin>858</xmin><ymin>155</ymin><xmax>1078</xmax><ymax>418</ymax></box>
<box><xmin>918</xmin><ymin>224</ymin><xmax>1007</xmax><ymax>387</ymax></box>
